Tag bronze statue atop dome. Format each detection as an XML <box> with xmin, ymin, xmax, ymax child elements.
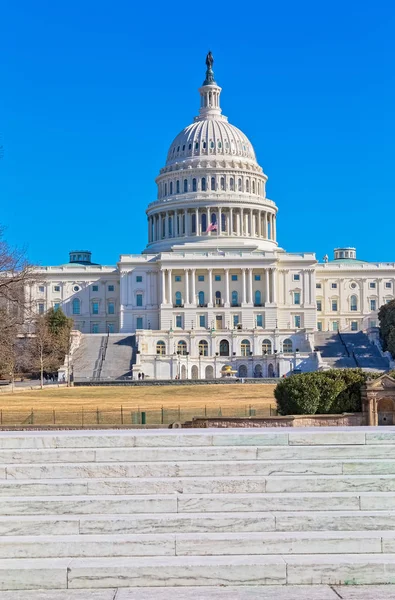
<box><xmin>203</xmin><ymin>51</ymin><xmax>216</xmax><ymax>86</ymax></box>
<box><xmin>206</xmin><ymin>51</ymin><xmax>214</xmax><ymax>70</ymax></box>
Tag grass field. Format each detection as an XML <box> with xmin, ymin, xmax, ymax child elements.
<box><xmin>0</xmin><ymin>383</ymin><xmax>277</xmax><ymax>426</ymax></box>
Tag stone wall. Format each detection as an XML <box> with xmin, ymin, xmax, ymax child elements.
<box><xmin>187</xmin><ymin>413</ymin><xmax>366</xmax><ymax>428</ymax></box>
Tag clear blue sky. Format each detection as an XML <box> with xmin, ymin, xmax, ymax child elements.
<box><xmin>0</xmin><ymin>0</ymin><xmax>394</xmax><ymax>266</ymax></box>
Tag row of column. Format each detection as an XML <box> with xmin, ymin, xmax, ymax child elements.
<box><xmin>148</xmin><ymin>208</ymin><xmax>276</xmax><ymax>243</ymax></box>
<box><xmin>160</xmin><ymin>268</ymin><xmax>277</xmax><ymax>307</ymax></box>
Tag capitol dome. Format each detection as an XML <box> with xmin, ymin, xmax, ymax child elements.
<box><xmin>145</xmin><ymin>53</ymin><xmax>278</xmax><ymax>253</ymax></box>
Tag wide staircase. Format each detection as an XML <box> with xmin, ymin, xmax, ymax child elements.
<box><xmin>72</xmin><ymin>334</ymin><xmax>105</xmax><ymax>380</ymax></box>
<box><xmin>1</xmin><ymin>428</ymin><xmax>395</xmax><ymax>597</ymax></box>
<box><xmin>100</xmin><ymin>334</ymin><xmax>135</xmax><ymax>380</ymax></box>
<box><xmin>314</xmin><ymin>332</ymin><xmax>357</xmax><ymax>368</ymax></box>
<box><xmin>341</xmin><ymin>332</ymin><xmax>390</xmax><ymax>372</ymax></box>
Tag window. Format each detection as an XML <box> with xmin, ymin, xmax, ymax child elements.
<box><xmin>201</xmin><ymin>213</ymin><xmax>207</xmax><ymax>232</ymax></box>
<box><xmin>231</xmin><ymin>274</ymin><xmax>238</xmax><ymax>281</ymax></box>
<box><xmin>92</xmin><ymin>302</ymin><xmax>99</xmax><ymax>315</ymax></box>
<box><xmin>176</xmin><ymin>180</ymin><xmax>180</xmax><ymax>194</ymax></box>
<box><xmin>215</xmin><ymin>275</ymin><xmax>221</xmax><ymax>282</ymax></box>
<box><xmin>175</xmin><ymin>291</ymin><xmax>182</xmax><ymax>306</ymax></box>
<box><xmin>351</xmin><ymin>321</ymin><xmax>358</xmax><ymax>331</ymax></box>
<box><xmin>175</xmin><ymin>275</ymin><xmax>182</xmax><ymax>282</ymax></box>
<box><xmin>233</xmin><ymin>315</ymin><xmax>239</xmax><ymax>327</ymax></box>
<box><xmin>241</xmin><ymin>339</ymin><xmax>251</xmax><ymax>356</ymax></box>
<box><xmin>246</xmin><ymin>180</ymin><xmax>249</xmax><ymax>193</ymax></box>
<box><xmin>350</xmin><ymin>282</ymin><xmax>357</xmax><ymax>289</ymax></box>
<box><xmin>156</xmin><ymin>340</ymin><xmax>166</xmax><ymax>355</ymax></box>
<box><xmin>316</xmin><ymin>283</ymin><xmax>322</xmax><ymax>289</ymax></box>
<box><xmin>199</xmin><ymin>340</ymin><xmax>208</xmax><ymax>355</ymax></box>
<box><xmin>38</xmin><ymin>303</ymin><xmax>45</xmax><ymax>315</ymax></box>
<box><xmin>136</xmin><ymin>317</ymin><xmax>143</xmax><ymax>329</ymax></box>
<box><xmin>91</xmin><ymin>323</ymin><xmax>99</xmax><ymax>334</ymax></box>
<box><xmin>332</xmin><ymin>321</ymin><xmax>338</xmax><ymax>331</ymax></box>
<box><xmin>39</xmin><ymin>286</ymin><xmax>45</xmax><ymax>293</ymax></box>
<box><xmin>215</xmin><ymin>291</ymin><xmax>221</xmax><ymax>306</ymax></box>
<box><xmin>369</xmin><ymin>282</ymin><xmax>376</xmax><ymax>289</ymax></box>
<box><xmin>255</xmin><ymin>274</ymin><xmax>261</xmax><ymax>281</ymax></box>
<box><xmin>220</xmin><ymin>177</ymin><xmax>225</xmax><ymax>190</ymax></box>
<box><xmin>177</xmin><ymin>340</ymin><xmax>187</xmax><ymax>355</ymax></box>
<box><xmin>211</xmin><ymin>177</ymin><xmax>215</xmax><ymax>190</ymax></box>
<box><xmin>293</xmin><ymin>274</ymin><xmax>300</xmax><ymax>282</ymax></box>
<box><xmin>107</xmin><ymin>323</ymin><xmax>115</xmax><ymax>333</ymax></box>
<box><xmin>108</xmin><ymin>285</ymin><xmax>115</xmax><ymax>292</ymax></box>
<box><xmin>317</xmin><ymin>322</ymin><xmax>323</xmax><ymax>331</ymax></box>
<box><xmin>169</xmin><ymin>181</ymin><xmax>173</xmax><ymax>195</ymax></box>
<box><xmin>369</xmin><ymin>319</ymin><xmax>377</xmax><ymax>328</ymax></box>
<box><xmin>184</xmin><ymin>179</ymin><xmax>188</xmax><ymax>193</ymax></box>
<box><xmin>176</xmin><ymin>315</ymin><xmax>183</xmax><ymax>328</ymax></box>
<box><xmin>331</xmin><ymin>283</ymin><xmax>337</xmax><ymax>289</ymax></box>
<box><xmin>231</xmin><ymin>290</ymin><xmax>238</xmax><ymax>306</ymax></box>
<box><xmin>164</xmin><ymin>183</ymin><xmax>167</xmax><ymax>195</ymax></box>
<box><xmin>220</xmin><ymin>339</ymin><xmax>230</xmax><ymax>356</ymax></box>
<box><xmin>198</xmin><ymin>275</ymin><xmax>205</xmax><ymax>282</ymax></box>
<box><xmin>317</xmin><ymin>300</ymin><xmax>322</xmax><ymax>311</ymax></box>
<box><xmin>136</xmin><ymin>276</ymin><xmax>143</xmax><ymax>283</ymax></box>
<box><xmin>252</xmin><ymin>180</ymin><xmax>255</xmax><ymax>194</ymax></box>
<box><xmin>136</xmin><ymin>294</ymin><xmax>143</xmax><ymax>307</ymax></box>
<box><xmin>294</xmin><ymin>315</ymin><xmax>301</xmax><ymax>328</ymax></box>
<box><xmin>293</xmin><ymin>292</ymin><xmax>301</xmax><ymax>305</ymax></box>
<box><xmin>54</xmin><ymin>285</ymin><xmax>60</xmax><ymax>292</ymax></box>
<box><xmin>92</xmin><ymin>285</ymin><xmax>99</xmax><ymax>292</ymax></box>
<box><xmin>238</xmin><ymin>178</ymin><xmax>242</xmax><ymax>191</ymax></box>
<box><xmin>108</xmin><ymin>302</ymin><xmax>115</xmax><ymax>315</ymax></box>
<box><xmin>386</xmin><ymin>282</ymin><xmax>392</xmax><ymax>288</ymax></box>
<box><xmin>283</xmin><ymin>338</ymin><xmax>293</xmax><ymax>352</ymax></box>
<box><xmin>370</xmin><ymin>299</ymin><xmax>377</xmax><ymax>311</ymax></box>
<box><xmin>350</xmin><ymin>295</ymin><xmax>358</xmax><ymax>311</ymax></box>
<box><xmin>192</xmin><ymin>178</ymin><xmax>197</xmax><ymax>192</ymax></box>
<box><xmin>262</xmin><ymin>339</ymin><xmax>272</xmax><ymax>354</ymax></box>
<box><xmin>53</xmin><ymin>303</ymin><xmax>60</xmax><ymax>311</ymax></box>
<box><xmin>198</xmin><ymin>291</ymin><xmax>205</xmax><ymax>306</ymax></box>
<box><xmin>199</xmin><ymin>315</ymin><xmax>206</xmax><ymax>328</ymax></box>
<box><xmin>201</xmin><ymin>177</ymin><xmax>206</xmax><ymax>191</ymax></box>
<box><xmin>72</xmin><ymin>298</ymin><xmax>80</xmax><ymax>315</ymax></box>
<box><xmin>73</xmin><ymin>285</ymin><xmax>80</xmax><ymax>292</ymax></box>
<box><xmin>254</xmin><ymin>290</ymin><xmax>262</xmax><ymax>306</ymax></box>
<box><xmin>230</xmin><ymin>178</ymin><xmax>234</xmax><ymax>191</ymax></box>
<box><xmin>256</xmin><ymin>314</ymin><xmax>263</xmax><ymax>327</ymax></box>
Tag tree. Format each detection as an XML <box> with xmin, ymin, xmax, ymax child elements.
<box><xmin>378</xmin><ymin>299</ymin><xmax>395</xmax><ymax>356</ymax></box>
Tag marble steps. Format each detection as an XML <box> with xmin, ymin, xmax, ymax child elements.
<box><xmin>3</xmin><ymin>530</ymin><xmax>395</xmax><ymax>559</ymax></box>
<box><xmin>4</xmin><ymin>554</ymin><xmax>395</xmax><ymax>590</ymax></box>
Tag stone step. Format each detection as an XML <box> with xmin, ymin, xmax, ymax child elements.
<box><xmin>1</xmin><ymin>530</ymin><xmax>393</xmax><ymax>559</ymax></box>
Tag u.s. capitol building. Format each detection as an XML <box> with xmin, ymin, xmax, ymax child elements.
<box><xmin>30</xmin><ymin>55</ymin><xmax>395</xmax><ymax>379</ymax></box>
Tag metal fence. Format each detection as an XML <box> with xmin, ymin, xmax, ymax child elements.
<box><xmin>0</xmin><ymin>404</ymin><xmax>277</xmax><ymax>427</ymax></box>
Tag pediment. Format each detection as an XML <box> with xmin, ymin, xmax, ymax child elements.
<box><xmin>367</xmin><ymin>374</ymin><xmax>395</xmax><ymax>390</ymax></box>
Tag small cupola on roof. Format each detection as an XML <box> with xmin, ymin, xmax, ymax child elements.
<box><xmin>334</xmin><ymin>247</ymin><xmax>357</xmax><ymax>260</ymax></box>
<box><xmin>69</xmin><ymin>251</ymin><xmax>93</xmax><ymax>264</ymax></box>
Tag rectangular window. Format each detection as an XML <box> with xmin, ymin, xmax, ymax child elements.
<box><xmin>293</xmin><ymin>274</ymin><xmax>300</xmax><ymax>281</ymax></box>
<box><xmin>254</xmin><ymin>274</ymin><xmax>261</xmax><ymax>281</ymax></box>
<box><xmin>108</xmin><ymin>302</ymin><xmax>115</xmax><ymax>315</ymax></box>
<box><xmin>386</xmin><ymin>282</ymin><xmax>392</xmax><ymax>288</ymax></box>
<box><xmin>370</xmin><ymin>299</ymin><xmax>377</xmax><ymax>311</ymax></box>
<box><xmin>108</xmin><ymin>285</ymin><xmax>115</xmax><ymax>292</ymax></box>
<box><xmin>332</xmin><ymin>321</ymin><xmax>338</xmax><ymax>331</ymax></box>
<box><xmin>91</xmin><ymin>323</ymin><xmax>99</xmax><ymax>334</ymax></box>
<box><xmin>175</xmin><ymin>275</ymin><xmax>182</xmax><ymax>282</ymax></box>
<box><xmin>53</xmin><ymin>303</ymin><xmax>60</xmax><ymax>311</ymax></box>
<box><xmin>294</xmin><ymin>315</ymin><xmax>301</xmax><ymax>328</ymax></box>
<box><xmin>369</xmin><ymin>319</ymin><xmax>377</xmax><ymax>328</ymax></box>
<box><xmin>233</xmin><ymin>315</ymin><xmax>239</xmax><ymax>327</ymax></box>
<box><xmin>199</xmin><ymin>315</ymin><xmax>205</xmax><ymax>328</ymax></box>
<box><xmin>136</xmin><ymin>275</ymin><xmax>143</xmax><ymax>282</ymax></box>
<box><xmin>256</xmin><ymin>314</ymin><xmax>263</xmax><ymax>327</ymax></box>
<box><xmin>332</xmin><ymin>300</ymin><xmax>338</xmax><ymax>311</ymax></box>
<box><xmin>92</xmin><ymin>302</ymin><xmax>99</xmax><ymax>315</ymax></box>
<box><xmin>136</xmin><ymin>317</ymin><xmax>143</xmax><ymax>330</ymax></box>
<box><xmin>38</xmin><ymin>303</ymin><xmax>45</xmax><ymax>315</ymax></box>
<box><xmin>369</xmin><ymin>282</ymin><xmax>376</xmax><ymax>289</ymax></box>
<box><xmin>54</xmin><ymin>285</ymin><xmax>60</xmax><ymax>292</ymax></box>
<box><xmin>136</xmin><ymin>294</ymin><xmax>143</xmax><ymax>307</ymax></box>
<box><xmin>231</xmin><ymin>274</ymin><xmax>238</xmax><ymax>281</ymax></box>
<box><xmin>294</xmin><ymin>292</ymin><xmax>301</xmax><ymax>305</ymax></box>
<box><xmin>176</xmin><ymin>315</ymin><xmax>182</xmax><ymax>328</ymax></box>
<box><xmin>215</xmin><ymin>275</ymin><xmax>221</xmax><ymax>281</ymax></box>
<box><xmin>331</xmin><ymin>283</ymin><xmax>337</xmax><ymax>289</ymax></box>
<box><xmin>92</xmin><ymin>285</ymin><xmax>99</xmax><ymax>292</ymax></box>
<box><xmin>317</xmin><ymin>300</ymin><xmax>322</xmax><ymax>311</ymax></box>
<box><xmin>351</xmin><ymin>321</ymin><xmax>358</xmax><ymax>331</ymax></box>
<box><xmin>317</xmin><ymin>321</ymin><xmax>323</xmax><ymax>331</ymax></box>
<box><xmin>39</xmin><ymin>286</ymin><xmax>45</xmax><ymax>293</ymax></box>
<box><xmin>198</xmin><ymin>275</ymin><xmax>205</xmax><ymax>282</ymax></box>
<box><xmin>107</xmin><ymin>323</ymin><xmax>115</xmax><ymax>333</ymax></box>
<box><xmin>316</xmin><ymin>283</ymin><xmax>322</xmax><ymax>289</ymax></box>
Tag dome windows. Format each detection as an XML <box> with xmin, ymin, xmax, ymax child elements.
<box><xmin>188</xmin><ymin>143</ymin><xmax>192</xmax><ymax>150</ymax></box>
<box><xmin>210</xmin><ymin>141</ymin><xmax>214</xmax><ymax>149</ymax></box>
<box><xmin>211</xmin><ymin>177</ymin><xmax>215</xmax><ymax>191</ymax></box>
<box><xmin>195</xmin><ymin>142</ymin><xmax>199</xmax><ymax>150</ymax></box>
<box><xmin>238</xmin><ymin>178</ymin><xmax>242</xmax><ymax>191</ymax></box>
<box><xmin>218</xmin><ymin>141</ymin><xmax>222</xmax><ymax>149</ymax></box>
<box><xmin>246</xmin><ymin>180</ymin><xmax>250</xmax><ymax>193</ymax></box>
<box><xmin>230</xmin><ymin>178</ymin><xmax>234</xmax><ymax>191</ymax></box>
<box><xmin>201</xmin><ymin>177</ymin><xmax>206</xmax><ymax>191</ymax></box>
<box><xmin>176</xmin><ymin>180</ymin><xmax>180</xmax><ymax>194</ymax></box>
<box><xmin>183</xmin><ymin>179</ymin><xmax>188</xmax><ymax>193</ymax></box>
<box><xmin>252</xmin><ymin>181</ymin><xmax>255</xmax><ymax>194</ymax></box>
<box><xmin>220</xmin><ymin>177</ymin><xmax>225</xmax><ymax>191</ymax></box>
<box><xmin>182</xmin><ymin>145</ymin><xmax>185</xmax><ymax>151</ymax></box>
<box><xmin>192</xmin><ymin>178</ymin><xmax>197</xmax><ymax>192</ymax></box>
<box><xmin>169</xmin><ymin>182</ymin><xmax>173</xmax><ymax>195</ymax></box>
<box><xmin>202</xmin><ymin>141</ymin><xmax>207</xmax><ymax>149</ymax></box>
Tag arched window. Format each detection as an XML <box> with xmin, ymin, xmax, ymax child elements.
<box><xmin>246</xmin><ymin>180</ymin><xmax>249</xmax><ymax>193</ymax></box>
<box><xmin>211</xmin><ymin>213</ymin><xmax>217</xmax><ymax>226</ymax></box>
<box><xmin>201</xmin><ymin>177</ymin><xmax>206</xmax><ymax>191</ymax></box>
<box><xmin>199</xmin><ymin>340</ymin><xmax>208</xmax><ymax>356</ymax></box>
<box><xmin>219</xmin><ymin>339</ymin><xmax>229</xmax><ymax>356</ymax></box>
<box><xmin>231</xmin><ymin>290</ymin><xmax>238</xmax><ymax>306</ymax></box>
<box><xmin>252</xmin><ymin>180</ymin><xmax>255</xmax><ymax>194</ymax></box>
<box><xmin>156</xmin><ymin>341</ymin><xmax>166</xmax><ymax>355</ymax></box>
<box><xmin>254</xmin><ymin>290</ymin><xmax>262</xmax><ymax>306</ymax></box>
<box><xmin>350</xmin><ymin>295</ymin><xmax>358</xmax><ymax>311</ymax></box>
<box><xmin>211</xmin><ymin>177</ymin><xmax>216</xmax><ymax>190</ymax></box>
<box><xmin>198</xmin><ymin>291</ymin><xmax>205</xmax><ymax>306</ymax></box>
<box><xmin>184</xmin><ymin>179</ymin><xmax>188</xmax><ymax>193</ymax></box>
<box><xmin>230</xmin><ymin>177</ymin><xmax>234</xmax><ymax>191</ymax></box>
<box><xmin>221</xmin><ymin>212</ymin><xmax>226</xmax><ymax>232</ymax></box>
<box><xmin>241</xmin><ymin>339</ymin><xmax>251</xmax><ymax>356</ymax></box>
<box><xmin>176</xmin><ymin>180</ymin><xmax>180</xmax><ymax>194</ymax></box>
<box><xmin>257</xmin><ymin>181</ymin><xmax>260</xmax><ymax>195</ymax></box>
<box><xmin>201</xmin><ymin>213</ymin><xmax>207</xmax><ymax>232</ymax></box>
<box><xmin>215</xmin><ymin>291</ymin><xmax>222</xmax><ymax>306</ymax></box>
<box><xmin>220</xmin><ymin>177</ymin><xmax>225</xmax><ymax>190</ymax></box>
<box><xmin>169</xmin><ymin>181</ymin><xmax>173</xmax><ymax>195</ymax></box>
<box><xmin>175</xmin><ymin>291</ymin><xmax>182</xmax><ymax>307</ymax></box>
<box><xmin>192</xmin><ymin>213</ymin><xmax>196</xmax><ymax>234</ymax></box>
<box><xmin>262</xmin><ymin>339</ymin><xmax>272</xmax><ymax>354</ymax></box>
<box><xmin>238</xmin><ymin>178</ymin><xmax>242</xmax><ymax>191</ymax></box>
<box><xmin>177</xmin><ymin>340</ymin><xmax>187</xmax><ymax>355</ymax></box>
<box><xmin>164</xmin><ymin>183</ymin><xmax>167</xmax><ymax>196</ymax></box>
<box><xmin>283</xmin><ymin>338</ymin><xmax>293</xmax><ymax>353</ymax></box>
<box><xmin>192</xmin><ymin>178</ymin><xmax>197</xmax><ymax>192</ymax></box>
<box><xmin>239</xmin><ymin>364</ymin><xmax>247</xmax><ymax>377</ymax></box>
<box><xmin>72</xmin><ymin>298</ymin><xmax>80</xmax><ymax>315</ymax></box>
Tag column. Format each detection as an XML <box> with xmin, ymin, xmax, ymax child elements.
<box><xmin>240</xmin><ymin>208</ymin><xmax>244</xmax><ymax>236</ymax></box>
<box><xmin>168</xmin><ymin>269</ymin><xmax>173</xmax><ymax>305</ymax></box>
<box><xmin>159</xmin><ymin>214</ymin><xmax>163</xmax><ymax>239</ymax></box>
<box><xmin>250</xmin><ymin>209</ymin><xmax>254</xmax><ymax>236</ymax></box>
<box><xmin>185</xmin><ymin>269</ymin><xmax>190</xmax><ymax>305</ymax></box>
<box><xmin>165</xmin><ymin>212</ymin><xmax>169</xmax><ymax>238</ymax></box>
<box><xmin>230</xmin><ymin>208</ymin><xmax>233</xmax><ymax>235</ymax></box>
<box><xmin>248</xmin><ymin>268</ymin><xmax>253</xmax><ymax>304</ymax></box>
<box><xmin>242</xmin><ymin>268</ymin><xmax>247</xmax><ymax>304</ymax></box>
<box><xmin>273</xmin><ymin>215</ymin><xmax>277</xmax><ymax>241</ymax></box>
<box><xmin>184</xmin><ymin>209</ymin><xmax>188</xmax><ymax>236</ymax></box>
<box><xmin>218</xmin><ymin>207</ymin><xmax>222</xmax><ymax>235</ymax></box>
<box><xmin>265</xmin><ymin>268</ymin><xmax>270</xmax><ymax>304</ymax></box>
<box><xmin>195</xmin><ymin>208</ymin><xmax>199</xmax><ymax>236</ymax></box>
<box><xmin>208</xmin><ymin>269</ymin><xmax>213</xmax><ymax>307</ymax></box>
<box><xmin>272</xmin><ymin>269</ymin><xmax>277</xmax><ymax>304</ymax></box>
<box><xmin>146</xmin><ymin>272</ymin><xmax>151</xmax><ymax>306</ymax></box>
<box><xmin>207</xmin><ymin>207</ymin><xmax>211</xmax><ymax>233</ymax></box>
<box><xmin>237</xmin><ymin>211</ymin><xmax>241</xmax><ymax>235</ymax></box>
<box><xmin>191</xmin><ymin>269</ymin><xmax>196</xmax><ymax>305</ymax></box>
<box><xmin>161</xmin><ymin>270</ymin><xmax>167</xmax><ymax>304</ymax></box>
<box><xmin>309</xmin><ymin>270</ymin><xmax>314</xmax><ymax>305</ymax></box>
<box><xmin>225</xmin><ymin>269</ymin><xmax>230</xmax><ymax>306</ymax></box>
<box><xmin>258</xmin><ymin>211</ymin><xmax>262</xmax><ymax>237</ymax></box>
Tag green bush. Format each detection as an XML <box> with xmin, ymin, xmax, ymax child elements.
<box><xmin>275</xmin><ymin>369</ymin><xmax>369</xmax><ymax>416</ymax></box>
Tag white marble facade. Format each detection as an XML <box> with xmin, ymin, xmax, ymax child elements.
<box><xmin>27</xmin><ymin>57</ymin><xmax>395</xmax><ymax>378</ymax></box>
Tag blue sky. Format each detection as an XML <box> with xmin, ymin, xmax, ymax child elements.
<box><xmin>0</xmin><ymin>0</ymin><xmax>394</xmax><ymax>266</ymax></box>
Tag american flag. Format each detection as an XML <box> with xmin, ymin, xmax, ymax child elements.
<box><xmin>206</xmin><ymin>222</ymin><xmax>218</xmax><ymax>233</ymax></box>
